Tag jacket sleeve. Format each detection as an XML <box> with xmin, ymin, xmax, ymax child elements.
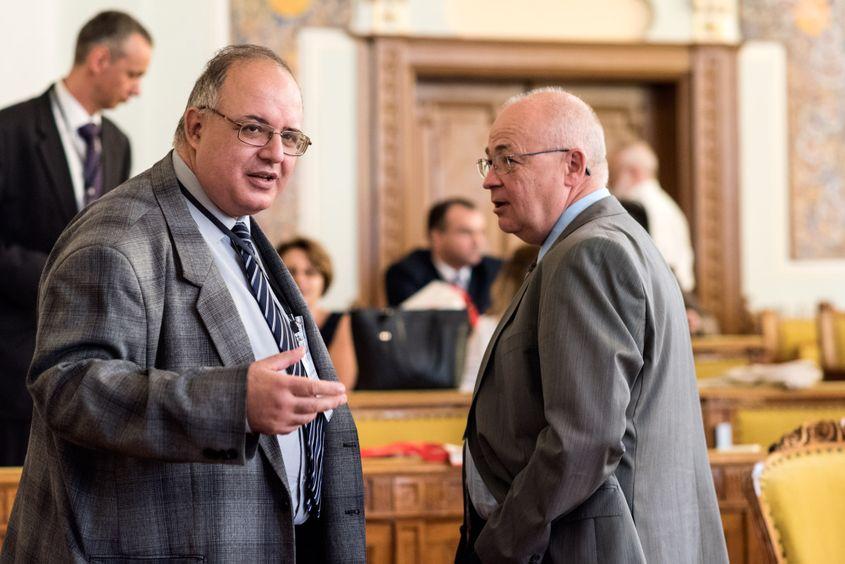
<box><xmin>384</xmin><ymin>262</ymin><xmax>420</xmax><ymax>307</ymax></box>
<box><xmin>27</xmin><ymin>243</ymin><xmax>257</xmax><ymax>463</ymax></box>
<box><xmin>0</xmin><ymin>126</ymin><xmax>48</xmax><ymax>307</ymax></box>
<box><xmin>475</xmin><ymin>237</ymin><xmax>646</xmax><ymax>562</ymax></box>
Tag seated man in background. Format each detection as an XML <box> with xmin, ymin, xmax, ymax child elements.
<box><xmin>385</xmin><ymin>198</ymin><xmax>502</xmax><ymax>314</ymax></box>
<box><xmin>610</xmin><ymin>140</ymin><xmax>695</xmax><ymax>293</ymax></box>
<box><xmin>278</xmin><ymin>237</ymin><xmax>357</xmax><ymax>389</ymax></box>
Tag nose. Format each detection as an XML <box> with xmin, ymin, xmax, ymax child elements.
<box><xmin>482</xmin><ymin>167</ymin><xmax>501</xmax><ymax>190</ymax></box>
<box><xmin>129</xmin><ymin>79</ymin><xmax>142</xmax><ymax>98</ymax></box>
<box><xmin>259</xmin><ymin>131</ymin><xmax>286</xmax><ymax>163</ymax></box>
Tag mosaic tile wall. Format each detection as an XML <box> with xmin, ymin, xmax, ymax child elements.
<box><xmin>743</xmin><ymin>0</ymin><xmax>845</xmax><ymax>258</ymax></box>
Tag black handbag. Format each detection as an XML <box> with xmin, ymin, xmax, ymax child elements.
<box><xmin>350</xmin><ymin>308</ymin><xmax>469</xmax><ymax>390</ymax></box>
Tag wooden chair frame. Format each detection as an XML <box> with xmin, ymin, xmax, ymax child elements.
<box><xmin>749</xmin><ymin>419</ymin><xmax>845</xmax><ymax>564</ymax></box>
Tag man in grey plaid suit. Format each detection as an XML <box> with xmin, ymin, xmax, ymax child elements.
<box><xmin>2</xmin><ymin>45</ymin><xmax>365</xmax><ymax>563</ymax></box>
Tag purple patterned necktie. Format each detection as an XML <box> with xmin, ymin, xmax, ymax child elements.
<box><xmin>77</xmin><ymin>123</ymin><xmax>103</xmax><ymax>206</ymax></box>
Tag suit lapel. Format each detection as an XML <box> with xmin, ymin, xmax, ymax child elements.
<box><xmin>152</xmin><ymin>154</ymin><xmax>294</xmax><ymax>486</ymax></box>
<box><xmin>151</xmin><ymin>153</ymin><xmax>254</xmax><ymax>368</ymax></box>
<box><xmin>100</xmin><ymin>118</ymin><xmax>122</xmax><ymax>191</ymax></box>
<box><xmin>35</xmin><ymin>87</ymin><xmax>77</xmax><ymax>221</ymax></box>
<box><xmin>471</xmin><ymin>196</ymin><xmax>626</xmax><ymax>399</ymax></box>
<box><xmin>471</xmin><ymin>272</ymin><xmax>533</xmax><ymax>397</ymax></box>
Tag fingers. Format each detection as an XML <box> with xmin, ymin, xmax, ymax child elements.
<box><xmin>287</xmin><ymin>376</ymin><xmax>346</xmax><ymax>398</ymax></box>
<box><xmin>262</xmin><ymin>347</ymin><xmax>306</xmax><ymax>371</ymax></box>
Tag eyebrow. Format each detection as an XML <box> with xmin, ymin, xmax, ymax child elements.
<box><xmin>237</xmin><ymin>114</ymin><xmax>303</xmax><ymax>133</ymax></box>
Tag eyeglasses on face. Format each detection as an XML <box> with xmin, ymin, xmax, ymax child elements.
<box><xmin>476</xmin><ymin>148</ymin><xmax>591</xmax><ymax>178</ymax></box>
<box><xmin>200</xmin><ymin>106</ymin><xmax>312</xmax><ymax>156</ymax></box>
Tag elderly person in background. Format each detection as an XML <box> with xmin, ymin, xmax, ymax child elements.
<box><xmin>610</xmin><ymin>140</ymin><xmax>695</xmax><ymax>293</ymax></box>
<box><xmin>459</xmin><ymin>87</ymin><xmax>727</xmax><ymax>563</ymax></box>
<box><xmin>278</xmin><ymin>237</ymin><xmax>357</xmax><ymax>389</ymax></box>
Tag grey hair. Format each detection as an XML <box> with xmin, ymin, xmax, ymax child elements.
<box><xmin>503</xmin><ymin>87</ymin><xmax>609</xmax><ymax>187</ymax></box>
<box><xmin>173</xmin><ymin>44</ymin><xmax>297</xmax><ymax>147</ymax></box>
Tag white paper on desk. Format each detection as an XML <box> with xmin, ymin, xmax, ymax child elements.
<box><xmin>722</xmin><ymin>359</ymin><xmax>822</xmax><ymax>389</ymax></box>
<box><xmin>400</xmin><ymin>280</ymin><xmax>466</xmax><ymax>310</ymax></box>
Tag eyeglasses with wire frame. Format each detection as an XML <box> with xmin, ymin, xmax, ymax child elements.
<box><xmin>200</xmin><ymin>106</ymin><xmax>312</xmax><ymax>156</ymax></box>
<box><xmin>476</xmin><ymin>148</ymin><xmax>590</xmax><ymax>178</ymax></box>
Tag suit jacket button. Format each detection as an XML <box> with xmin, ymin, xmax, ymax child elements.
<box><xmin>225</xmin><ymin>448</ymin><xmax>237</xmax><ymax>460</ymax></box>
<box><xmin>202</xmin><ymin>448</ymin><xmax>219</xmax><ymax>459</ymax></box>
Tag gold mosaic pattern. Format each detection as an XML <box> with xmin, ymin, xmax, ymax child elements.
<box><xmin>743</xmin><ymin>0</ymin><xmax>845</xmax><ymax>258</ymax></box>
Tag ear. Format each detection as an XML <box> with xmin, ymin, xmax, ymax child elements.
<box><xmin>87</xmin><ymin>44</ymin><xmax>113</xmax><ymax>74</ymax></box>
<box><xmin>565</xmin><ymin>149</ymin><xmax>589</xmax><ymax>184</ymax></box>
<box><xmin>183</xmin><ymin>107</ymin><xmax>205</xmax><ymax>149</ymax></box>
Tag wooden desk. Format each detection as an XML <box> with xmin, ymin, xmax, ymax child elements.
<box><xmin>699</xmin><ymin>382</ymin><xmax>845</xmax><ymax>448</ymax></box>
<box><xmin>0</xmin><ymin>467</ymin><xmax>21</xmax><ymax>546</ymax></box>
<box><xmin>0</xmin><ymin>452</ymin><xmax>768</xmax><ymax>564</ymax></box>
<box><xmin>692</xmin><ymin>334</ymin><xmax>768</xmax><ymax>360</ymax></box>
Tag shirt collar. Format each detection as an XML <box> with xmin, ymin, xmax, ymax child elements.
<box><xmin>432</xmin><ymin>255</ymin><xmax>471</xmax><ymax>287</ymax></box>
<box><xmin>538</xmin><ymin>188</ymin><xmax>610</xmax><ymax>262</ymax></box>
<box><xmin>54</xmin><ymin>79</ymin><xmax>101</xmax><ymax>129</ymax></box>
<box><xmin>172</xmin><ymin>151</ymin><xmax>247</xmax><ymax>231</ymax></box>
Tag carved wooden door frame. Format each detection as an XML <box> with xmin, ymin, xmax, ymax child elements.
<box><xmin>360</xmin><ymin>36</ymin><xmax>742</xmax><ymax>332</ymax></box>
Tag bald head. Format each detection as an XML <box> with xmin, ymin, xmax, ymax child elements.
<box><xmin>610</xmin><ymin>140</ymin><xmax>658</xmax><ymax>198</ymax></box>
<box><xmin>501</xmin><ymin>88</ymin><xmax>609</xmax><ymax>189</ymax></box>
<box><xmin>482</xmin><ymin>88</ymin><xmax>610</xmax><ymax>244</ymax></box>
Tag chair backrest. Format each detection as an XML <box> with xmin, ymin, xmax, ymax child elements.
<box><xmin>818</xmin><ymin>302</ymin><xmax>845</xmax><ymax>371</ymax></box>
<box><xmin>759</xmin><ymin>309</ymin><xmax>819</xmax><ymax>364</ymax></box>
<box><xmin>751</xmin><ymin>419</ymin><xmax>845</xmax><ymax>563</ymax></box>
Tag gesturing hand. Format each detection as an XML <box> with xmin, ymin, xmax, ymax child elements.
<box><xmin>246</xmin><ymin>347</ymin><xmax>347</xmax><ymax>435</ymax></box>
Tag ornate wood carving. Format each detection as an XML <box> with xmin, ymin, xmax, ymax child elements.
<box><xmin>769</xmin><ymin>418</ymin><xmax>845</xmax><ymax>453</ymax></box>
<box><xmin>690</xmin><ymin>45</ymin><xmax>742</xmax><ymax>333</ymax></box>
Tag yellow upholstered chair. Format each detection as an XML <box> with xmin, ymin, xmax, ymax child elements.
<box><xmin>751</xmin><ymin>419</ymin><xmax>845</xmax><ymax>563</ymax></box>
<box><xmin>818</xmin><ymin>302</ymin><xmax>845</xmax><ymax>374</ymax></box>
<box><xmin>759</xmin><ymin>309</ymin><xmax>820</xmax><ymax>365</ymax></box>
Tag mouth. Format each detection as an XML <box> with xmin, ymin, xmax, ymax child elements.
<box><xmin>492</xmin><ymin>199</ymin><xmax>509</xmax><ymax>213</ymax></box>
<box><xmin>247</xmin><ymin>171</ymin><xmax>279</xmax><ymax>187</ymax></box>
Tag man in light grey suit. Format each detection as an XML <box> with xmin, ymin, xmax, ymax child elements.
<box><xmin>2</xmin><ymin>45</ymin><xmax>365</xmax><ymax>563</ymax></box>
<box><xmin>457</xmin><ymin>89</ymin><xmax>727</xmax><ymax>563</ymax></box>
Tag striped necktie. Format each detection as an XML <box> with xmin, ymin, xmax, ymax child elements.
<box><xmin>77</xmin><ymin>123</ymin><xmax>103</xmax><ymax>206</ymax></box>
<box><xmin>231</xmin><ymin>221</ymin><xmax>325</xmax><ymax>518</ymax></box>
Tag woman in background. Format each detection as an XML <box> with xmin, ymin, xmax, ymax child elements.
<box><xmin>459</xmin><ymin>244</ymin><xmax>538</xmax><ymax>392</ymax></box>
<box><xmin>277</xmin><ymin>237</ymin><xmax>357</xmax><ymax>389</ymax></box>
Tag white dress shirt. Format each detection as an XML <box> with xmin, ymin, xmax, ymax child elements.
<box><xmin>50</xmin><ymin>80</ymin><xmax>102</xmax><ymax>211</ymax></box>
<box><xmin>625</xmin><ymin>178</ymin><xmax>695</xmax><ymax>292</ymax></box>
<box><xmin>433</xmin><ymin>256</ymin><xmax>471</xmax><ymax>290</ymax></box>
<box><xmin>173</xmin><ymin>151</ymin><xmax>325</xmax><ymax>524</ymax></box>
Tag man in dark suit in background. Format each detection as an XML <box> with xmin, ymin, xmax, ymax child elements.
<box><xmin>0</xmin><ymin>11</ymin><xmax>152</xmax><ymax>465</ymax></box>
<box><xmin>385</xmin><ymin>198</ymin><xmax>502</xmax><ymax>314</ymax></box>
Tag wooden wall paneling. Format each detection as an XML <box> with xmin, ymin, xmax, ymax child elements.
<box><xmin>691</xmin><ymin>45</ymin><xmax>742</xmax><ymax>333</ymax></box>
<box><xmin>413</xmin><ymin>82</ymin><xmax>525</xmax><ymax>258</ymax></box>
<box><xmin>366</xmin><ymin>521</ymin><xmax>394</xmax><ymax>564</ymax></box>
<box><xmin>357</xmin><ymin>38</ymin><xmax>377</xmax><ymax>307</ymax></box>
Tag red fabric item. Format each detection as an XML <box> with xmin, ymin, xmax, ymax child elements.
<box><xmin>360</xmin><ymin>442</ymin><xmax>450</xmax><ymax>463</ymax></box>
<box><xmin>452</xmin><ymin>285</ymin><xmax>479</xmax><ymax>328</ymax></box>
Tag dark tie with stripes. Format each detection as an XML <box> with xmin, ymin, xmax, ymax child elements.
<box><xmin>77</xmin><ymin>123</ymin><xmax>103</xmax><ymax>206</ymax></box>
<box><xmin>230</xmin><ymin>221</ymin><xmax>325</xmax><ymax>518</ymax></box>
